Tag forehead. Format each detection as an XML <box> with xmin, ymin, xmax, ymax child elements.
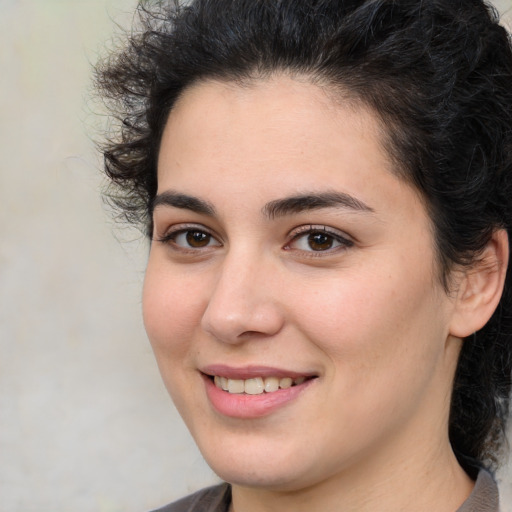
<box><xmin>158</xmin><ymin>75</ymin><xmax>395</xmax><ymax>187</ymax></box>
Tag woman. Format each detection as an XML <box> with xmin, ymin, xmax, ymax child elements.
<box><xmin>95</xmin><ymin>0</ymin><xmax>512</xmax><ymax>510</ymax></box>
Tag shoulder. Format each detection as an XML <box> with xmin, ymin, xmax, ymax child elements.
<box><xmin>456</xmin><ymin>470</ymin><xmax>500</xmax><ymax>512</ymax></box>
<box><xmin>149</xmin><ymin>483</ymin><xmax>231</xmax><ymax>512</ymax></box>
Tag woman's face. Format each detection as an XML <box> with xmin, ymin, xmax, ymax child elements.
<box><xmin>143</xmin><ymin>76</ymin><xmax>461</xmax><ymax>491</ymax></box>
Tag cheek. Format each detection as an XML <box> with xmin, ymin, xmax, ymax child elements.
<box><xmin>294</xmin><ymin>263</ymin><xmax>446</xmax><ymax>374</ymax></box>
<box><xmin>295</xmin><ymin>273</ymin><xmax>451</xmax><ymax>443</ymax></box>
<box><xmin>142</xmin><ymin>261</ymin><xmax>206</xmax><ymax>359</ymax></box>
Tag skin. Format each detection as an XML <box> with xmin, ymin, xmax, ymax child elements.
<box><xmin>143</xmin><ymin>76</ymin><xmax>505</xmax><ymax>511</ymax></box>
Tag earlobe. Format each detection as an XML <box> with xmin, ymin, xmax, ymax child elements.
<box><xmin>449</xmin><ymin>229</ymin><xmax>509</xmax><ymax>339</ymax></box>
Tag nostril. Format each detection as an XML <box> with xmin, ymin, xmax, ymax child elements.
<box><xmin>237</xmin><ymin>330</ymin><xmax>270</xmax><ymax>339</ymax></box>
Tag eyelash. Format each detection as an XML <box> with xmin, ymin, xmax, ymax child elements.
<box><xmin>154</xmin><ymin>224</ymin><xmax>221</xmax><ymax>252</ymax></box>
<box><xmin>154</xmin><ymin>224</ymin><xmax>354</xmax><ymax>255</ymax></box>
<box><xmin>285</xmin><ymin>225</ymin><xmax>354</xmax><ymax>255</ymax></box>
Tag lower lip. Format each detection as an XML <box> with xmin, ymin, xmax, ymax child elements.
<box><xmin>203</xmin><ymin>375</ymin><xmax>314</xmax><ymax>419</ymax></box>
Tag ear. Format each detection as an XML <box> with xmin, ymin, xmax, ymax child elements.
<box><xmin>449</xmin><ymin>229</ymin><xmax>509</xmax><ymax>339</ymax></box>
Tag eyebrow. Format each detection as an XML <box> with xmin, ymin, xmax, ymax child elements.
<box><xmin>262</xmin><ymin>191</ymin><xmax>374</xmax><ymax>219</ymax></box>
<box><xmin>151</xmin><ymin>191</ymin><xmax>216</xmax><ymax>216</ymax></box>
<box><xmin>151</xmin><ymin>190</ymin><xmax>374</xmax><ymax>218</ymax></box>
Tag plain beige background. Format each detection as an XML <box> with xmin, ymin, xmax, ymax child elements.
<box><xmin>0</xmin><ymin>1</ymin><xmax>511</xmax><ymax>511</ymax></box>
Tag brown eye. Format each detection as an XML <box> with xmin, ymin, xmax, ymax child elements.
<box><xmin>307</xmin><ymin>232</ymin><xmax>334</xmax><ymax>251</ymax></box>
<box><xmin>186</xmin><ymin>230</ymin><xmax>211</xmax><ymax>247</ymax></box>
<box><xmin>287</xmin><ymin>226</ymin><xmax>354</xmax><ymax>253</ymax></box>
<box><xmin>163</xmin><ymin>228</ymin><xmax>221</xmax><ymax>249</ymax></box>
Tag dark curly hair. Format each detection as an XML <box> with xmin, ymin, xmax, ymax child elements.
<box><xmin>95</xmin><ymin>0</ymin><xmax>512</xmax><ymax>476</ymax></box>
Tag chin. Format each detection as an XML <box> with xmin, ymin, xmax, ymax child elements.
<box><xmin>195</xmin><ymin>433</ymin><xmax>326</xmax><ymax>492</ymax></box>
<box><xmin>209</xmin><ymin>462</ymin><xmax>309</xmax><ymax>491</ymax></box>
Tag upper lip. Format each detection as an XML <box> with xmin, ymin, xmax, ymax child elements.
<box><xmin>200</xmin><ymin>364</ymin><xmax>318</xmax><ymax>380</ymax></box>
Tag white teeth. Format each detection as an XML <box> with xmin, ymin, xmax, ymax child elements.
<box><xmin>214</xmin><ymin>375</ymin><xmax>231</xmax><ymax>391</ymax></box>
<box><xmin>244</xmin><ymin>377</ymin><xmax>264</xmax><ymax>395</ymax></box>
<box><xmin>264</xmin><ymin>376</ymin><xmax>279</xmax><ymax>392</ymax></box>
<box><xmin>213</xmin><ymin>375</ymin><xmax>309</xmax><ymax>394</ymax></box>
<box><xmin>227</xmin><ymin>379</ymin><xmax>245</xmax><ymax>394</ymax></box>
<box><xmin>279</xmin><ymin>377</ymin><xmax>292</xmax><ymax>389</ymax></box>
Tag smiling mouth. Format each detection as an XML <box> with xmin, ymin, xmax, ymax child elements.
<box><xmin>211</xmin><ymin>375</ymin><xmax>315</xmax><ymax>395</ymax></box>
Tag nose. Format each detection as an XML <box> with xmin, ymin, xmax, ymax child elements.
<box><xmin>200</xmin><ymin>252</ymin><xmax>285</xmax><ymax>344</ymax></box>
